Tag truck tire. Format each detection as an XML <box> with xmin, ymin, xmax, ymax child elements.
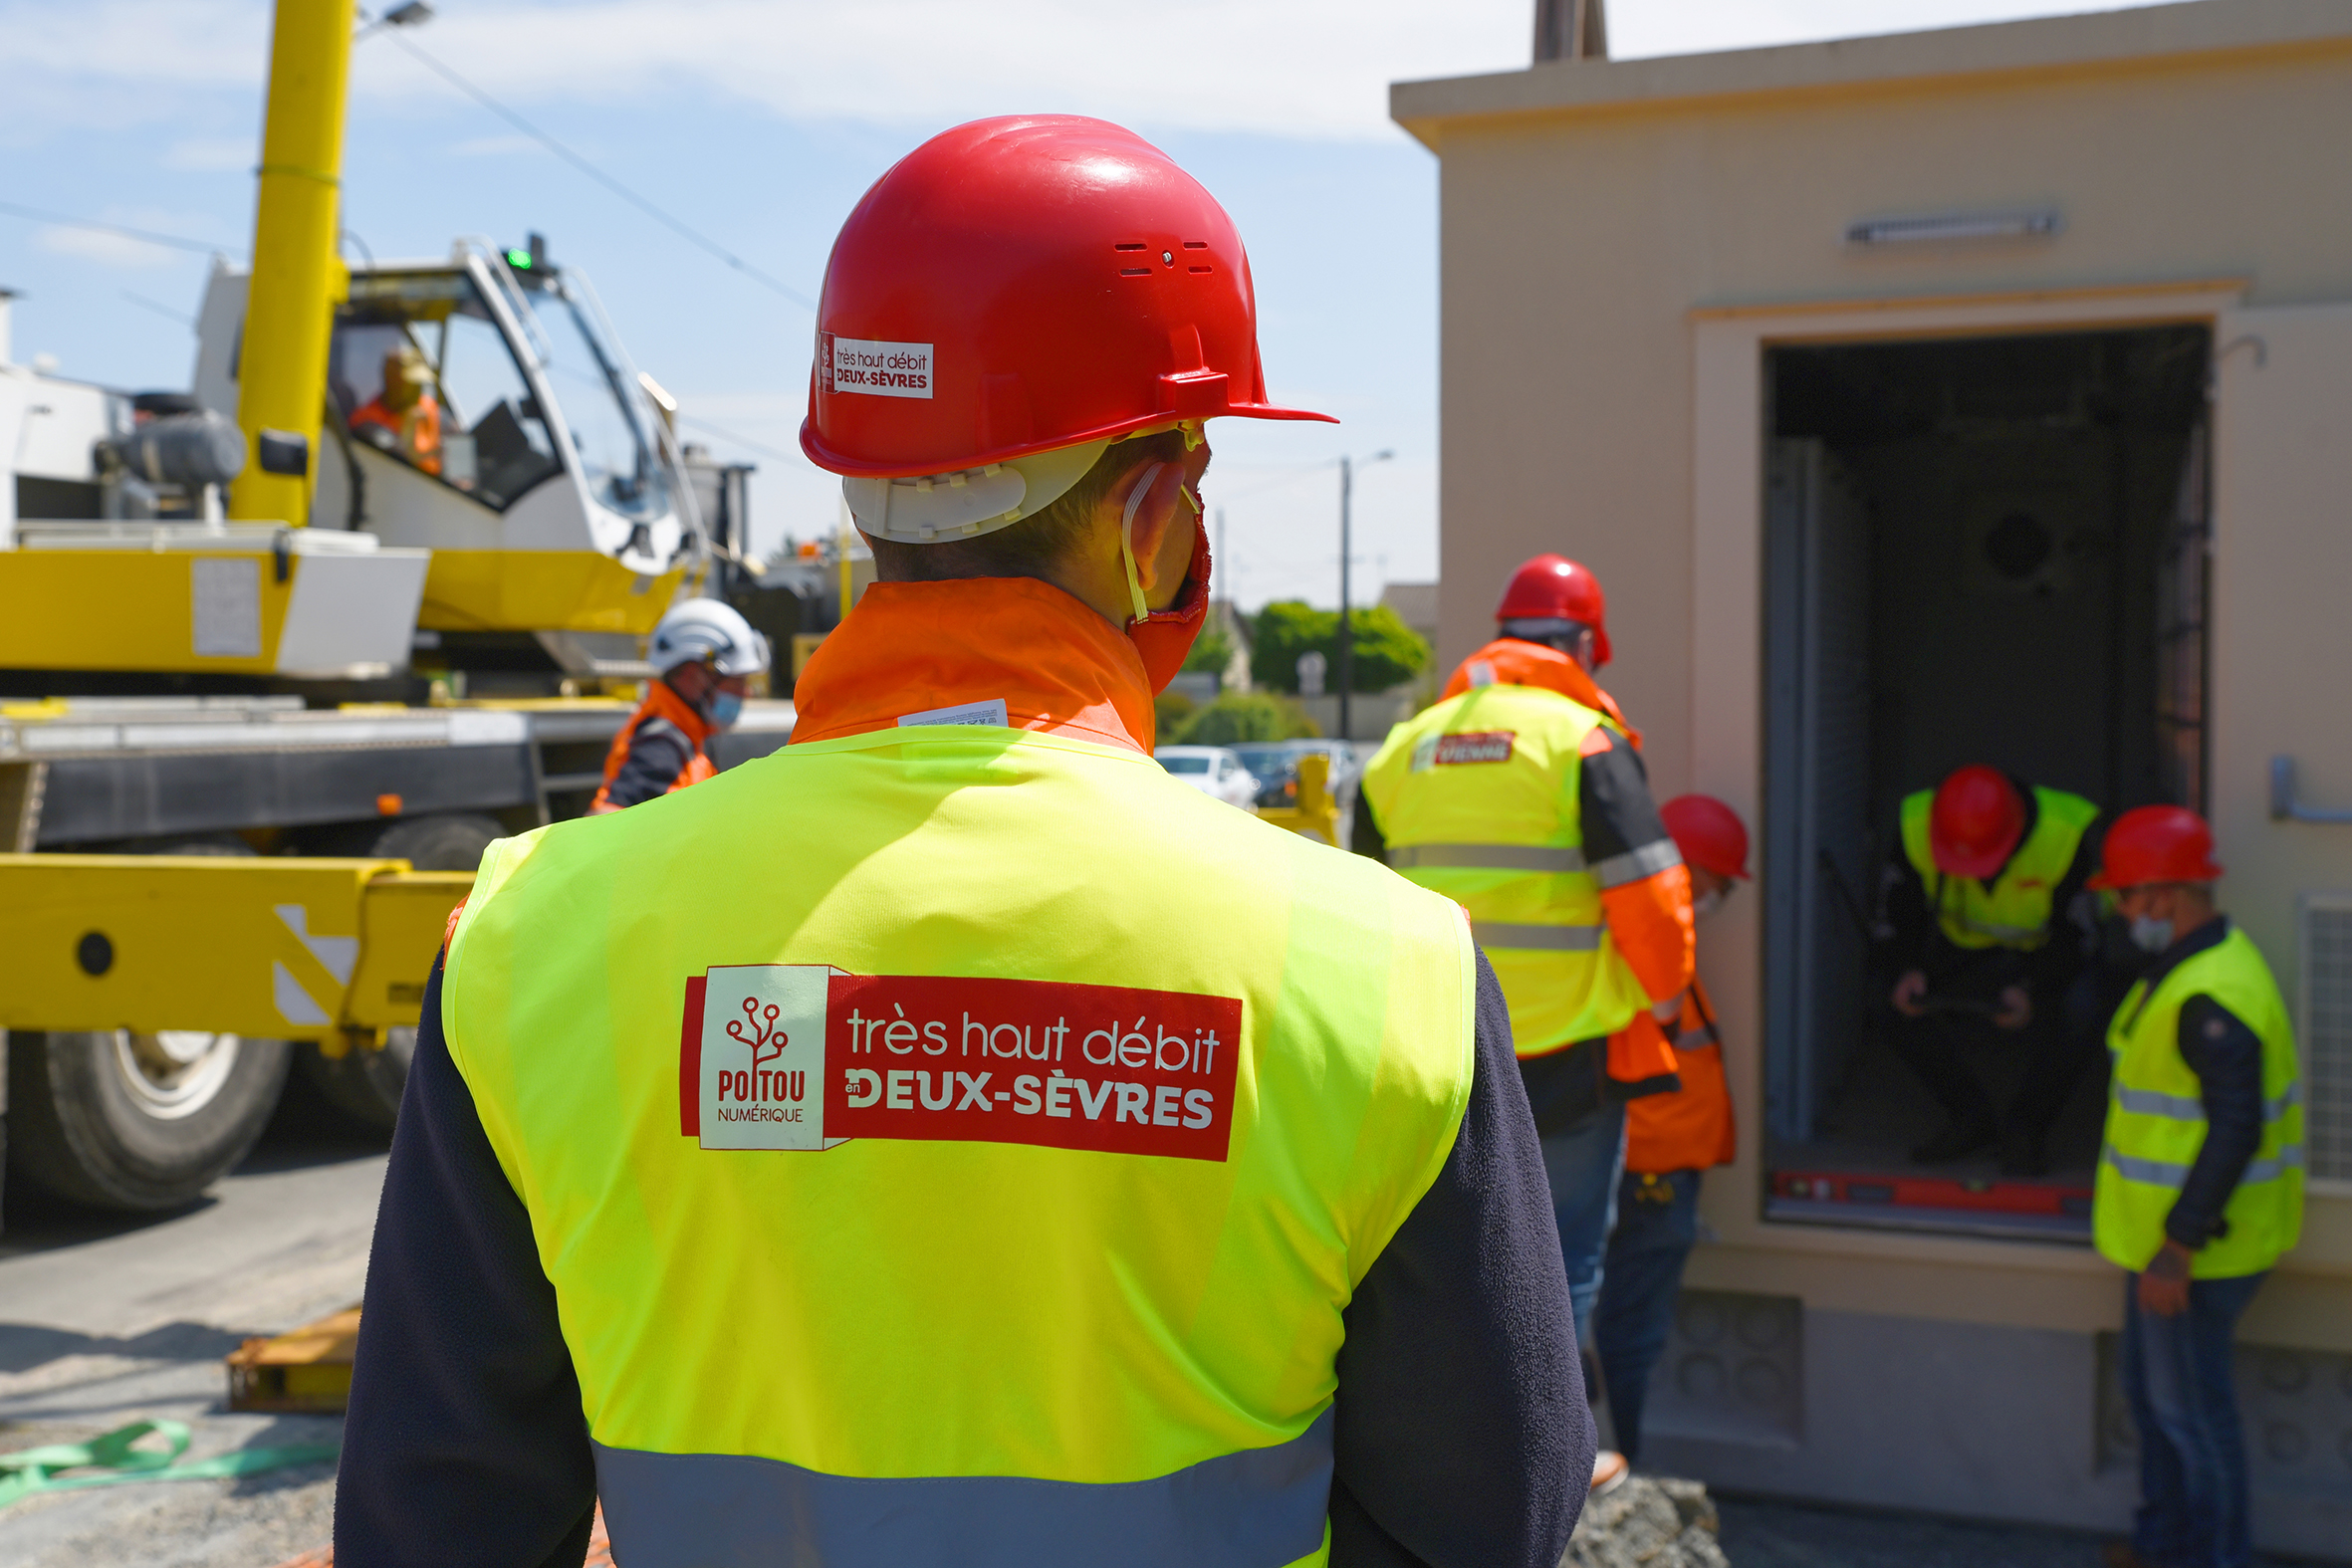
<box><xmin>296</xmin><ymin>812</ymin><xmax>500</xmax><ymax>1129</ymax></box>
<box><xmin>5</xmin><ymin>831</ymin><xmax>294</xmax><ymax>1211</ymax></box>
<box><xmin>7</xmin><ymin>1028</ymin><xmax>292</xmax><ymax>1211</ymax></box>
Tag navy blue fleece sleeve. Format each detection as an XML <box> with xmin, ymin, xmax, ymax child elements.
<box><xmin>2166</xmin><ymin>994</ymin><xmax>2266</xmax><ymax>1251</ymax></box>
<box><xmin>1329</xmin><ymin>951</ymin><xmax>1590</xmax><ymax>1567</ymax></box>
<box><xmin>338</xmin><ymin>956</ymin><xmax>598</xmax><ymax>1568</ymax></box>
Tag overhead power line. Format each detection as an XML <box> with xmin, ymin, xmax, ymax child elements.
<box><xmin>376</xmin><ymin>29</ymin><xmax>818</xmax><ymax>313</ymax></box>
<box><xmin>676</xmin><ymin>411</ymin><xmax>807</xmax><ymax>466</ymax></box>
<box><xmin>0</xmin><ymin>199</ymin><xmax>232</xmax><ymax>258</ymax></box>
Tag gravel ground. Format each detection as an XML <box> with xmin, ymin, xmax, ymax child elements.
<box><xmin>0</xmin><ymin>1097</ymin><xmax>386</xmax><ymax>1568</ymax></box>
<box><xmin>1715</xmin><ymin>1492</ymin><xmax>2311</xmax><ymax>1568</ymax></box>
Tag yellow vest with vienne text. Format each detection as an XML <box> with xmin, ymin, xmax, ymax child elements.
<box><xmin>442</xmin><ymin>721</ymin><xmax>1476</xmax><ymax>1568</ymax></box>
<box><xmin>1361</xmin><ymin>682</ymin><xmax>1654</xmax><ymax>1055</ymax></box>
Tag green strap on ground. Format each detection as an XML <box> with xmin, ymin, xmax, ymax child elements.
<box><xmin>0</xmin><ymin>1419</ymin><xmax>339</xmax><ymax>1508</ymax></box>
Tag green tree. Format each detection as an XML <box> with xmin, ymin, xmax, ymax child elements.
<box><xmin>1176</xmin><ymin>693</ymin><xmax>1321</xmax><ymax>746</ymax></box>
<box><xmin>1182</xmin><ymin>624</ymin><xmax>1236</xmax><ymax>675</ymax></box>
<box><xmin>1250</xmin><ymin>601</ymin><xmax>1431</xmax><ymax>693</ymax></box>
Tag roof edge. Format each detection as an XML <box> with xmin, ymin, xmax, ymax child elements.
<box><xmin>1391</xmin><ymin>0</ymin><xmax>2352</xmax><ymax>149</ymax></box>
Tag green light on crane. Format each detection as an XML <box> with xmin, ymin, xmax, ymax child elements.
<box><xmin>505</xmin><ymin>248</ymin><xmax>534</xmax><ymax>270</ymax></box>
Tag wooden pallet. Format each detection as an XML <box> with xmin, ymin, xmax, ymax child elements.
<box><xmin>226</xmin><ymin>1304</ymin><xmax>360</xmax><ymax>1415</ymax></box>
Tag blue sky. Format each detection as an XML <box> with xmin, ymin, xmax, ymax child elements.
<box><xmin>0</xmin><ymin>0</ymin><xmax>2148</xmax><ymax>608</ymax></box>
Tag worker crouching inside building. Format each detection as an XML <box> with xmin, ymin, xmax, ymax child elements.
<box><xmin>2091</xmin><ymin>807</ymin><xmax>2302</xmax><ymax>1568</ymax></box>
<box><xmin>589</xmin><ymin>597</ymin><xmax>770</xmax><ymax>812</ymax></box>
<box><xmin>339</xmin><ymin>115</ymin><xmax>1588</xmax><ymax>1567</ymax></box>
<box><xmin>1360</xmin><ymin>553</ymin><xmax>1693</xmax><ymax>1496</ymax></box>
<box><xmin>1881</xmin><ymin>764</ymin><xmax>2109</xmax><ymax>1175</ymax></box>
<box><xmin>1593</xmin><ymin>794</ymin><xmax>1745</xmax><ymax>1468</ymax></box>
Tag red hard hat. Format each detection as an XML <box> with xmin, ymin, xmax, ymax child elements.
<box><xmin>1496</xmin><ymin>555</ymin><xmax>1611</xmax><ymax>667</ymax></box>
<box><xmin>1661</xmin><ymin>794</ymin><xmax>1751</xmax><ymax>880</ymax></box>
<box><xmin>2088</xmin><ymin>805</ymin><xmax>2224</xmax><ymax>891</ymax></box>
<box><xmin>1929</xmin><ymin>765</ymin><xmax>2028</xmax><ymax>879</ymax></box>
<box><xmin>801</xmin><ymin>115</ymin><xmax>1331</xmax><ymax>486</ymax></box>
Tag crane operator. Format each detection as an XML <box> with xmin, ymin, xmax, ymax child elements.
<box><xmin>339</xmin><ymin>115</ymin><xmax>1588</xmax><ymax>1568</ymax></box>
<box><xmin>588</xmin><ymin>597</ymin><xmax>770</xmax><ymax>813</ymax></box>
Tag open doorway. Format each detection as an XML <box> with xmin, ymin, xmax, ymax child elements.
<box><xmin>1762</xmin><ymin>324</ymin><xmax>2210</xmax><ymax>1238</ymax></box>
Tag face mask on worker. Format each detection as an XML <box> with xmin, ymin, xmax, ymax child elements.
<box><xmin>1117</xmin><ymin>463</ymin><xmax>1212</xmax><ymax>695</ymax></box>
<box><xmin>2128</xmin><ymin>914</ymin><xmax>2175</xmax><ymax>954</ymax></box>
<box><xmin>1693</xmin><ymin>887</ymin><xmax>1727</xmax><ymax>922</ymax></box>
<box><xmin>705</xmin><ymin>690</ymin><xmax>744</xmax><ymax>731</ymax></box>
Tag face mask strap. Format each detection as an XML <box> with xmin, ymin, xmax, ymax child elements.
<box><xmin>1119</xmin><ymin>462</ymin><xmax>1163</xmax><ymax>625</ymax></box>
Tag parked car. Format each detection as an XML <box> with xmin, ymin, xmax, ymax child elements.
<box><xmin>1154</xmin><ymin>746</ymin><xmax>1260</xmax><ymax>809</ymax></box>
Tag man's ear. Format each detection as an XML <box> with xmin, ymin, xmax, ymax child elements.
<box><xmin>1119</xmin><ymin>460</ymin><xmax>1195</xmax><ymax>595</ymax></box>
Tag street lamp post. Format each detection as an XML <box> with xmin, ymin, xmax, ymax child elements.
<box><xmin>1337</xmin><ymin>449</ymin><xmax>1393</xmax><ymax>742</ymax></box>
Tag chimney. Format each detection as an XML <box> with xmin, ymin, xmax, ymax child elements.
<box><xmin>1533</xmin><ymin>0</ymin><xmax>1608</xmax><ymax>63</ymax></box>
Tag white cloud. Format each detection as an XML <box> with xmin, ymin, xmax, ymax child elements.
<box><xmin>162</xmin><ymin>135</ymin><xmax>254</xmax><ymax>171</ymax></box>
<box><xmin>36</xmin><ymin>225</ymin><xmax>179</xmax><ymax>269</ymax></box>
<box><xmin>2</xmin><ymin>0</ymin><xmax>2178</xmax><ymax>146</ymax></box>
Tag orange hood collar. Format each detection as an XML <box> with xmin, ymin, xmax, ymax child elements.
<box><xmin>1442</xmin><ymin>637</ymin><xmax>1642</xmax><ymax>749</ymax></box>
<box><xmin>791</xmin><ymin>577</ymin><xmax>1156</xmax><ymax>753</ymax></box>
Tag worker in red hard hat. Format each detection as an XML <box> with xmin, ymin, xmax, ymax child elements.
<box><xmin>343</xmin><ymin>115</ymin><xmax>1588</xmax><ymax>1566</ymax></box>
<box><xmin>1593</xmin><ymin>794</ymin><xmax>1745</xmax><ymax>1468</ymax></box>
<box><xmin>1361</xmin><ymin>551</ymin><xmax>1693</xmax><ymax>1495</ymax></box>
<box><xmin>2084</xmin><ymin>806</ymin><xmax>2300</xmax><ymax>1568</ymax></box>
<box><xmin>1881</xmin><ymin>764</ymin><xmax>2108</xmax><ymax>1174</ymax></box>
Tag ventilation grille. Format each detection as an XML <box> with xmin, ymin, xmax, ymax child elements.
<box><xmin>2302</xmin><ymin>897</ymin><xmax>2352</xmax><ymax>1183</ymax></box>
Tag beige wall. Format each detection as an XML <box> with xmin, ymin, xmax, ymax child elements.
<box><xmin>1402</xmin><ymin>1</ymin><xmax>2352</xmax><ymax>1343</ymax></box>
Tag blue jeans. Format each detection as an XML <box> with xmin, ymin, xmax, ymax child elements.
<box><xmin>1593</xmin><ymin>1167</ymin><xmax>1702</xmax><ymax>1464</ymax></box>
<box><xmin>1539</xmin><ymin>1102</ymin><xmax>1627</xmax><ymax>1350</ymax></box>
<box><xmin>2122</xmin><ymin>1268</ymin><xmax>2266</xmax><ymax>1568</ymax></box>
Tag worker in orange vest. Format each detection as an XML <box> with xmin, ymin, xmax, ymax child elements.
<box><xmin>350</xmin><ymin>345</ymin><xmax>443</xmax><ymax>476</ymax></box>
<box><xmin>589</xmin><ymin>597</ymin><xmax>770</xmax><ymax>813</ymax></box>
<box><xmin>1592</xmin><ymin>792</ymin><xmax>1745</xmax><ymax>1466</ymax></box>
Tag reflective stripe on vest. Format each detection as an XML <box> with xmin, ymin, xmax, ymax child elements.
<box><xmin>2092</xmin><ymin>925</ymin><xmax>2304</xmax><ymax>1278</ymax></box>
<box><xmin>1361</xmin><ymin>682</ymin><xmax>1647</xmax><ymax>1055</ymax></box>
<box><xmin>1472</xmin><ymin>921</ymin><xmax>1604</xmax><ymax>952</ymax></box>
<box><xmin>444</xmin><ymin>724</ymin><xmax>1476</xmax><ymax>1566</ymax></box>
<box><xmin>592</xmin><ymin>1409</ymin><xmax>1333</xmax><ymax>1568</ymax></box>
<box><xmin>1389</xmin><ymin>843</ymin><xmax>1586</xmax><ymax>873</ymax></box>
<box><xmin>1898</xmin><ymin>785</ymin><xmax>2099</xmax><ymax>951</ymax></box>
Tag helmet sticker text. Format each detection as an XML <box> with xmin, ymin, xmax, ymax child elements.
<box><xmin>825</xmin><ymin>334</ymin><xmax>934</xmax><ymax>400</ymax></box>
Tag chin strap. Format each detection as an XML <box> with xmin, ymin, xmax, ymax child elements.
<box><xmin>1118</xmin><ymin>462</ymin><xmax>1163</xmax><ymax>624</ymax></box>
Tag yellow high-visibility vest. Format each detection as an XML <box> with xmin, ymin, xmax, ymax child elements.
<box><xmin>1361</xmin><ymin>682</ymin><xmax>1661</xmax><ymax>1055</ymax></box>
<box><xmin>2094</xmin><ymin>924</ymin><xmax>2303</xmax><ymax>1278</ymax></box>
<box><xmin>443</xmin><ymin>722</ymin><xmax>1476</xmax><ymax>1567</ymax></box>
<box><xmin>1899</xmin><ymin>785</ymin><xmax>2100</xmax><ymax>951</ymax></box>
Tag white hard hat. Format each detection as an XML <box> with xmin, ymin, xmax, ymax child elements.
<box><xmin>648</xmin><ymin>597</ymin><xmax>770</xmax><ymax>678</ymax></box>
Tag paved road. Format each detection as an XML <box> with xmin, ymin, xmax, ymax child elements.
<box><xmin>0</xmin><ymin>1104</ymin><xmax>387</xmax><ymax>1568</ymax></box>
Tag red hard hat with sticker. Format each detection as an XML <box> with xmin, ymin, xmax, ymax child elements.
<box><xmin>1662</xmin><ymin>794</ymin><xmax>1751</xmax><ymax>881</ymax></box>
<box><xmin>800</xmin><ymin>115</ymin><xmax>1331</xmax><ymax>481</ymax></box>
<box><xmin>1496</xmin><ymin>555</ymin><xmax>1612</xmax><ymax>667</ymax></box>
<box><xmin>1929</xmin><ymin>765</ymin><xmax>2028</xmax><ymax>879</ymax></box>
<box><xmin>2088</xmin><ymin>805</ymin><xmax>2224</xmax><ymax>891</ymax></box>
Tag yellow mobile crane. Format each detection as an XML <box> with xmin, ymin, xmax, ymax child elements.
<box><xmin>0</xmin><ymin>1</ymin><xmax>785</xmax><ymax>1213</ymax></box>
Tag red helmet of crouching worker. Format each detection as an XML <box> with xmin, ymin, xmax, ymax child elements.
<box><xmin>800</xmin><ymin>114</ymin><xmax>1332</xmax><ymax>546</ymax></box>
<box><xmin>1928</xmin><ymin>765</ymin><xmax>2029</xmax><ymax>880</ymax></box>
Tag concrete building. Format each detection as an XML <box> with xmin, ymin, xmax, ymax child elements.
<box><xmin>1395</xmin><ymin>1</ymin><xmax>2352</xmax><ymax>1553</ymax></box>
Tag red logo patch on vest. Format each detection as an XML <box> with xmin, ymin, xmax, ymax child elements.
<box><xmin>1433</xmin><ymin>731</ymin><xmax>1515</xmax><ymax>765</ymax></box>
<box><xmin>678</xmin><ymin>969</ymin><xmax>1243</xmax><ymax>1163</ymax></box>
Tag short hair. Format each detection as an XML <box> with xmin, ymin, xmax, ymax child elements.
<box><xmin>864</xmin><ymin>430</ymin><xmax>1188</xmax><ymax>584</ymax></box>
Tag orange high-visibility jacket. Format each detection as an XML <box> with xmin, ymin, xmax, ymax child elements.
<box><xmin>1622</xmin><ymin>979</ymin><xmax>1736</xmax><ymax>1174</ymax></box>
<box><xmin>590</xmin><ymin>680</ymin><xmax>716</xmax><ymax>813</ymax></box>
